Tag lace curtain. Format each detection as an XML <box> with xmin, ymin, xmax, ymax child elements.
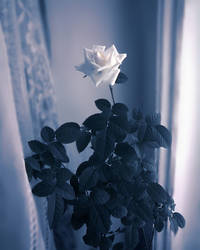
<box><xmin>0</xmin><ymin>0</ymin><xmax>59</xmax><ymax>249</ymax></box>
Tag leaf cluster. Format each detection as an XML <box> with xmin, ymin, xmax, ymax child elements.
<box><xmin>25</xmin><ymin>99</ymin><xmax>185</xmax><ymax>250</ymax></box>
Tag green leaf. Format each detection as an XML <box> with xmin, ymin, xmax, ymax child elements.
<box><xmin>115</xmin><ymin>142</ymin><xmax>136</xmax><ymax>158</ymax></box>
<box><xmin>103</xmin><ymin>134</ymin><xmax>116</xmax><ymax>159</ymax></box>
<box><xmin>40</xmin><ymin>151</ymin><xmax>55</xmax><ymax>166</ymax></box>
<box><xmin>146</xmin><ymin>113</ymin><xmax>161</xmax><ymax>125</ymax></box>
<box><xmin>125</xmin><ymin>225</ymin><xmax>139</xmax><ymax>249</ymax></box>
<box><xmin>92</xmin><ymin>129</ymin><xmax>115</xmax><ymax>160</ymax></box>
<box><xmin>56</xmin><ymin>183</ymin><xmax>75</xmax><ymax>200</ymax></box>
<box><xmin>83</xmin><ymin>229</ymin><xmax>101</xmax><ymax>248</ymax></box>
<box><xmin>147</xmin><ymin>183</ymin><xmax>168</xmax><ymax>203</ymax></box>
<box><xmin>173</xmin><ymin>212</ymin><xmax>185</xmax><ymax>228</ymax></box>
<box><xmin>49</xmin><ymin>142</ymin><xmax>69</xmax><ymax>162</ymax></box>
<box><xmin>121</xmin><ymin>216</ymin><xmax>133</xmax><ymax>226</ymax></box>
<box><xmin>110</xmin><ymin>115</ymin><xmax>128</xmax><ymax>131</ymax></box>
<box><xmin>155</xmin><ymin>217</ymin><xmax>164</xmax><ymax>232</ymax></box>
<box><xmin>119</xmin><ymin>165</ymin><xmax>134</xmax><ymax>182</ymax></box>
<box><xmin>115</xmin><ymin>72</ymin><xmax>128</xmax><ymax>84</ymax></box>
<box><xmin>32</xmin><ymin>181</ymin><xmax>55</xmax><ymax>197</ymax></box>
<box><xmin>79</xmin><ymin>167</ymin><xmax>99</xmax><ymax>190</ymax></box>
<box><xmin>76</xmin><ymin>131</ymin><xmax>91</xmax><ymax>153</ymax></box>
<box><xmin>28</xmin><ymin>140</ymin><xmax>47</xmax><ymax>153</ymax></box>
<box><xmin>132</xmin><ymin>108</ymin><xmax>143</xmax><ymax>120</ymax></box>
<box><xmin>130</xmin><ymin>200</ymin><xmax>153</xmax><ymax>221</ymax></box>
<box><xmin>119</xmin><ymin>163</ymin><xmax>141</xmax><ymax>181</ymax></box>
<box><xmin>108</xmin><ymin>235</ymin><xmax>115</xmax><ymax>242</ymax></box>
<box><xmin>97</xmin><ymin>165</ymin><xmax>108</xmax><ymax>182</ymax></box>
<box><xmin>70</xmin><ymin>175</ymin><xmax>79</xmax><ymax>195</ymax></box>
<box><xmin>112</xmin><ymin>103</ymin><xmax>128</xmax><ymax>116</ymax></box>
<box><xmin>88</xmin><ymin>153</ymin><xmax>101</xmax><ymax>165</ymax></box>
<box><xmin>76</xmin><ymin>161</ymin><xmax>91</xmax><ymax>177</ymax></box>
<box><xmin>107</xmin><ymin>122</ymin><xmax>127</xmax><ymax>142</ymax></box>
<box><xmin>71</xmin><ymin>199</ymin><xmax>89</xmax><ymax>230</ymax></box>
<box><xmin>25</xmin><ymin>156</ymin><xmax>40</xmax><ymax>171</ymax></box>
<box><xmin>40</xmin><ymin>169</ymin><xmax>55</xmax><ymax>182</ymax></box>
<box><xmin>51</xmin><ymin>193</ymin><xmax>65</xmax><ymax>228</ymax></box>
<box><xmin>100</xmin><ymin>237</ymin><xmax>112</xmax><ymax>250</ymax></box>
<box><xmin>112</xmin><ymin>242</ymin><xmax>124</xmax><ymax>250</ymax></box>
<box><xmin>89</xmin><ymin>203</ymin><xmax>111</xmax><ymax>234</ymax></box>
<box><xmin>170</xmin><ymin>216</ymin><xmax>179</xmax><ymax>234</ymax></box>
<box><xmin>142</xmin><ymin>171</ymin><xmax>156</xmax><ymax>183</ymax></box>
<box><xmin>137</xmin><ymin>121</ymin><xmax>147</xmax><ymax>142</ymax></box>
<box><xmin>47</xmin><ymin>192</ymin><xmax>56</xmax><ymax>229</ymax></box>
<box><xmin>130</xmin><ymin>181</ymin><xmax>146</xmax><ymax>200</ymax></box>
<box><xmin>92</xmin><ymin>188</ymin><xmax>110</xmax><ymax>205</ymax></box>
<box><xmin>105</xmin><ymin>192</ymin><xmax>119</xmax><ymax>210</ymax></box>
<box><xmin>56</xmin><ymin>122</ymin><xmax>81</xmax><ymax>144</ymax></box>
<box><xmin>157</xmin><ymin>204</ymin><xmax>169</xmax><ymax>220</ymax></box>
<box><xmin>56</xmin><ymin>168</ymin><xmax>73</xmax><ymax>186</ymax></box>
<box><xmin>104</xmin><ymin>163</ymin><xmax>121</xmax><ymax>183</ymax></box>
<box><xmin>41</xmin><ymin>126</ymin><xmax>55</xmax><ymax>142</ymax></box>
<box><xmin>83</xmin><ymin>113</ymin><xmax>107</xmax><ymax>131</ymax></box>
<box><xmin>71</xmin><ymin>209</ymin><xmax>88</xmax><ymax>230</ymax></box>
<box><xmin>112</xmin><ymin>205</ymin><xmax>128</xmax><ymax>218</ymax></box>
<box><xmin>144</xmin><ymin>125</ymin><xmax>172</xmax><ymax>148</ymax></box>
<box><xmin>156</xmin><ymin>125</ymin><xmax>172</xmax><ymax>147</ymax></box>
<box><xmin>132</xmin><ymin>216</ymin><xmax>146</xmax><ymax>228</ymax></box>
<box><xmin>32</xmin><ymin>169</ymin><xmax>41</xmax><ymax>180</ymax></box>
<box><xmin>129</xmin><ymin>161</ymin><xmax>142</xmax><ymax>178</ymax></box>
<box><xmin>95</xmin><ymin>99</ymin><xmax>111</xmax><ymax>111</ymax></box>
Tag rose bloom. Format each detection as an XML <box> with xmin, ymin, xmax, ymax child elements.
<box><xmin>75</xmin><ymin>45</ymin><xmax>127</xmax><ymax>87</ymax></box>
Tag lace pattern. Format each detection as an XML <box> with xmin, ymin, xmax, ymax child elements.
<box><xmin>16</xmin><ymin>0</ymin><xmax>57</xmax><ymax>135</ymax></box>
<box><xmin>0</xmin><ymin>0</ymin><xmax>58</xmax><ymax>249</ymax></box>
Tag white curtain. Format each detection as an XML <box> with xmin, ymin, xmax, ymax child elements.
<box><xmin>0</xmin><ymin>22</ymin><xmax>45</xmax><ymax>250</ymax></box>
<box><xmin>155</xmin><ymin>0</ymin><xmax>185</xmax><ymax>249</ymax></box>
<box><xmin>0</xmin><ymin>0</ymin><xmax>58</xmax><ymax>249</ymax></box>
<box><xmin>172</xmin><ymin>0</ymin><xmax>200</xmax><ymax>249</ymax></box>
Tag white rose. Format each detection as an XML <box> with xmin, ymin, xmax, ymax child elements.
<box><xmin>75</xmin><ymin>45</ymin><xmax>127</xmax><ymax>87</ymax></box>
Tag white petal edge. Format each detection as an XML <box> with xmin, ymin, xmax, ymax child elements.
<box><xmin>98</xmin><ymin>68</ymin><xmax>120</xmax><ymax>87</ymax></box>
<box><xmin>117</xmin><ymin>53</ymin><xmax>127</xmax><ymax>64</ymax></box>
<box><xmin>92</xmin><ymin>45</ymin><xmax>106</xmax><ymax>51</ymax></box>
<box><xmin>107</xmin><ymin>68</ymin><xmax>120</xmax><ymax>86</ymax></box>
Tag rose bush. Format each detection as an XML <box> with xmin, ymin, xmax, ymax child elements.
<box><xmin>25</xmin><ymin>45</ymin><xmax>185</xmax><ymax>250</ymax></box>
<box><xmin>75</xmin><ymin>45</ymin><xmax>127</xmax><ymax>87</ymax></box>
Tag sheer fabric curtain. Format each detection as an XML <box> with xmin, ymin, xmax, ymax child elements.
<box><xmin>0</xmin><ymin>0</ymin><xmax>58</xmax><ymax>249</ymax></box>
<box><xmin>0</xmin><ymin>22</ymin><xmax>45</xmax><ymax>250</ymax></box>
<box><xmin>172</xmin><ymin>0</ymin><xmax>200</xmax><ymax>249</ymax></box>
<box><xmin>155</xmin><ymin>0</ymin><xmax>185</xmax><ymax>250</ymax></box>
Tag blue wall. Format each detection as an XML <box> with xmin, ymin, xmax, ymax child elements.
<box><xmin>46</xmin><ymin>1</ymin><xmax>158</xmax><ymax>249</ymax></box>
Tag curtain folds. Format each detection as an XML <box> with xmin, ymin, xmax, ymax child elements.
<box><xmin>0</xmin><ymin>0</ymin><xmax>58</xmax><ymax>249</ymax></box>
<box><xmin>0</xmin><ymin>0</ymin><xmax>187</xmax><ymax>249</ymax></box>
<box><xmin>155</xmin><ymin>1</ymin><xmax>185</xmax><ymax>250</ymax></box>
<box><xmin>0</xmin><ymin>22</ymin><xmax>45</xmax><ymax>250</ymax></box>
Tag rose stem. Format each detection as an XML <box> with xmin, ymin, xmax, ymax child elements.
<box><xmin>109</xmin><ymin>85</ymin><xmax>115</xmax><ymax>105</ymax></box>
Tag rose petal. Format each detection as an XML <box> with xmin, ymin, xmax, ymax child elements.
<box><xmin>102</xmin><ymin>68</ymin><xmax>120</xmax><ymax>86</ymax></box>
<box><xmin>75</xmin><ymin>44</ymin><xmax>126</xmax><ymax>87</ymax></box>
<box><xmin>117</xmin><ymin>53</ymin><xmax>127</xmax><ymax>64</ymax></box>
<box><xmin>105</xmin><ymin>44</ymin><xmax>118</xmax><ymax>57</ymax></box>
<box><xmin>92</xmin><ymin>45</ymin><xmax>106</xmax><ymax>51</ymax></box>
<box><xmin>91</xmin><ymin>67</ymin><xmax>120</xmax><ymax>87</ymax></box>
<box><xmin>75</xmin><ymin>62</ymin><xmax>96</xmax><ymax>75</ymax></box>
<box><xmin>90</xmin><ymin>68</ymin><xmax>110</xmax><ymax>87</ymax></box>
<box><xmin>84</xmin><ymin>48</ymin><xmax>100</xmax><ymax>69</ymax></box>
